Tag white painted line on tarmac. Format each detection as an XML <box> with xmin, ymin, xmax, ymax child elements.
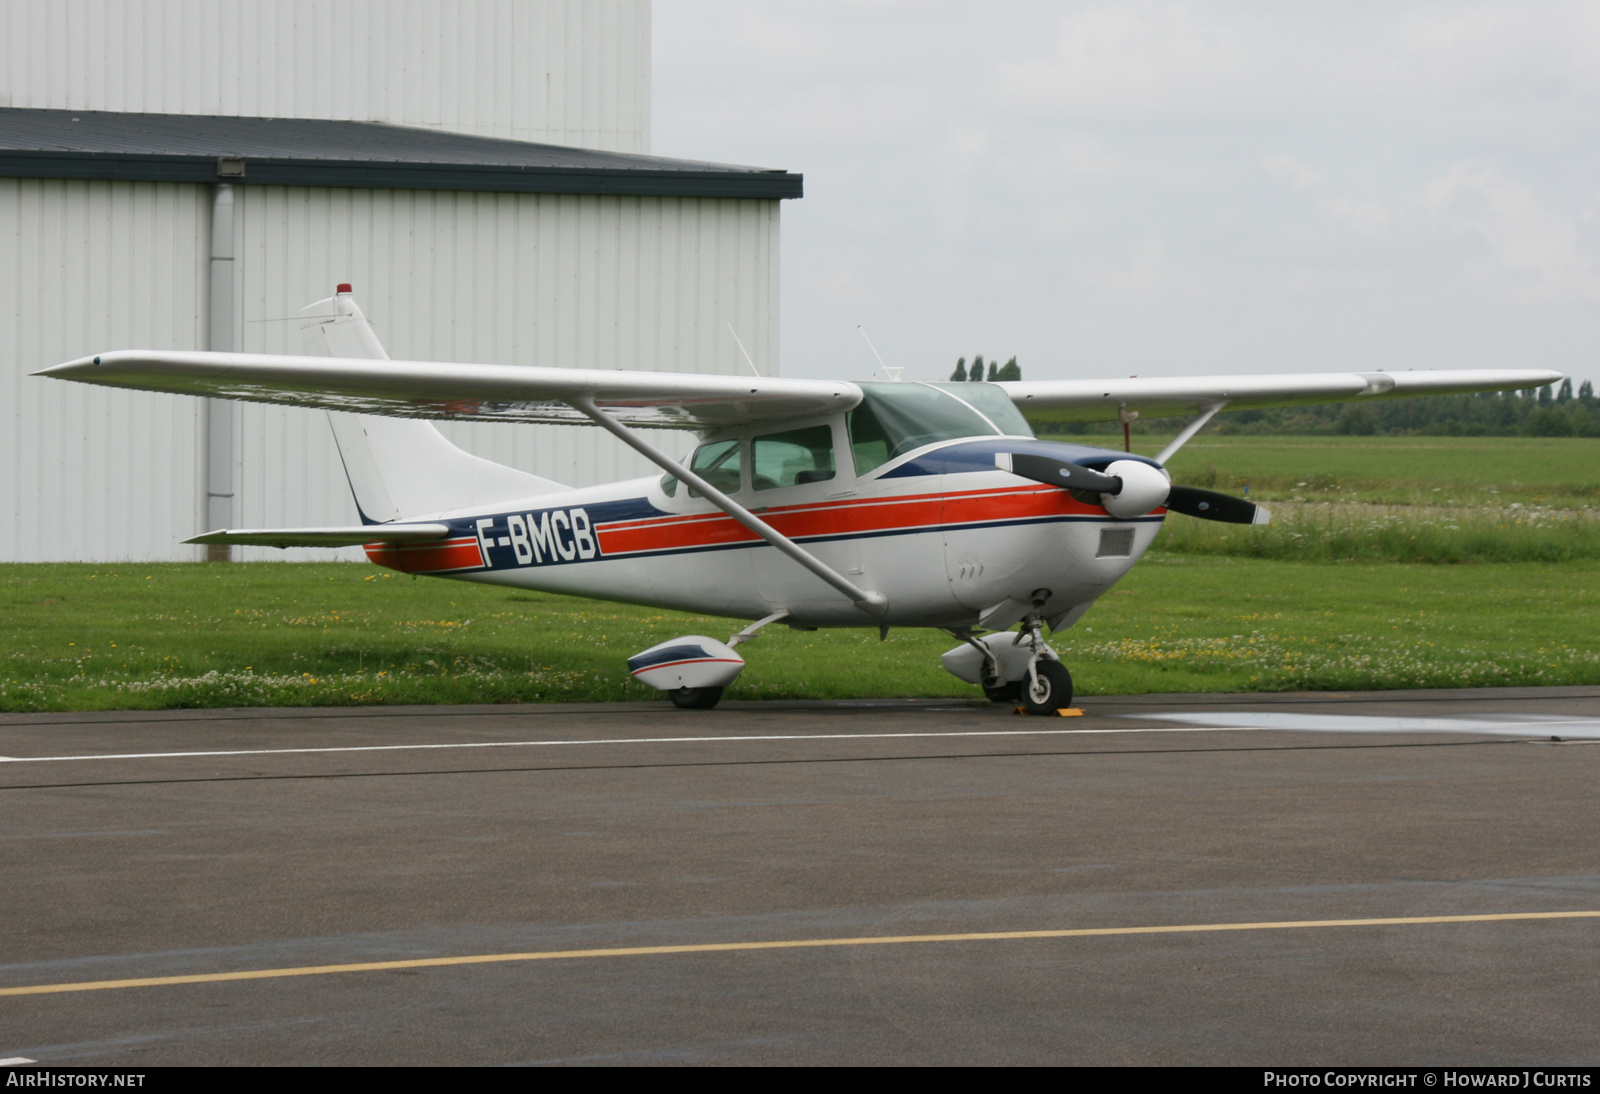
<box><xmin>0</xmin><ymin>716</ymin><xmax>1565</xmax><ymax>766</ymax></box>
<box><xmin>0</xmin><ymin>725</ymin><xmax>1251</xmax><ymax>764</ymax></box>
<box><xmin>1135</xmin><ymin>712</ymin><xmax>1600</xmax><ymax>738</ymax></box>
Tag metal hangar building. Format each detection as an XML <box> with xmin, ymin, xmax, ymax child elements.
<box><xmin>0</xmin><ymin>0</ymin><xmax>801</xmax><ymax>561</ymax></box>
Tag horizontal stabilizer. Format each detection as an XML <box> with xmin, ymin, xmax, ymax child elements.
<box><xmin>184</xmin><ymin>524</ymin><xmax>450</xmax><ymax>549</ymax></box>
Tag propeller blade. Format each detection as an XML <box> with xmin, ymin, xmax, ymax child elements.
<box><xmin>1003</xmin><ymin>453</ymin><xmax>1122</xmax><ymax>495</ymax></box>
<box><xmin>1165</xmin><ymin>486</ymin><xmax>1271</xmax><ymax>525</ymax></box>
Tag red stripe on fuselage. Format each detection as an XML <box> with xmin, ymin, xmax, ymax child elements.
<box><xmin>630</xmin><ymin>657</ymin><xmax>744</xmax><ymax>676</ymax></box>
<box><xmin>365</xmin><ymin>537</ymin><xmax>486</xmax><ymax>573</ymax></box>
<box><xmin>595</xmin><ymin>486</ymin><xmax>1115</xmax><ymax>557</ymax></box>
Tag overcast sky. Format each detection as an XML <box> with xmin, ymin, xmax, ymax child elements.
<box><xmin>654</xmin><ymin>2</ymin><xmax>1600</xmax><ymax>390</ymax></box>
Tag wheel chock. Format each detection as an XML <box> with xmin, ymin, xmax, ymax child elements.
<box><xmin>1013</xmin><ymin>707</ymin><xmax>1085</xmax><ymax>717</ymax></box>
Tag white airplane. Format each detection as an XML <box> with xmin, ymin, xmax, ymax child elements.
<box><xmin>38</xmin><ymin>288</ymin><xmax>1561</xmax><ymax>714</ymax></box>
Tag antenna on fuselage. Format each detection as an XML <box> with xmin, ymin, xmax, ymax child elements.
<box><xmin>857</xmin><ymin>325</ymin><xmax>903</xmax><ymax>381</ymax></box>
<box><xmin>726</xmin><ymin>322</ymin><xmax>762</xmax><ymax>378</ymax></box>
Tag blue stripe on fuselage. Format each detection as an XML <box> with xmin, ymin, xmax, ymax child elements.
<box><xmin>879</xmin><ymin>438</ymin><xmax>1163</xmax><ymax>479</ymax></box>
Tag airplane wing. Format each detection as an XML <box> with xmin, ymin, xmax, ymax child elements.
<box><xmin>998</xmin><ymin>369</ymin><xmax>1564</xmax><ymax>424</ymax></box>
<box><xmin>38</xmin><ymin>352</ymin><xmax>1561</xmax><ymax>430</ymax></box>
<box><xmin>35</xmin><ymin>351</ymin><xmax>857</xmax><ymax>429</ymax></box>
<box><xmin>185</xmin><ymin>524</ymin><xmax>452</xmax><ymax>548</ymax></box>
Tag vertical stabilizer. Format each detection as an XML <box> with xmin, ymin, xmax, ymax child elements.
<box><xmin>301</xmin><ymin>287</ymin><xmax>566</xmax><ymax>523</ymax></box>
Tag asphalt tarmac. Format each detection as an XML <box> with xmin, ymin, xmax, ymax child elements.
<box><xmin>2</xmin><ymin>686</ymin><xmax>1598</xmax><ymax>1066</ymax></box>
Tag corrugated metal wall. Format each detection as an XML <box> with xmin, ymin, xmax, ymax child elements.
<box><xmin>232</xmin><ymin>186</ymin><xmax>779</xmax><ymax>561</ymax></box>
<box><xmin>1</xmin><ymin>180</ymin><xmax>780</xmax><ymax>562</ymax></box>
<box><xmin>0</xmin><ymin>0</ymin><xmax>650</xmax><ymax>152</ymax></box>
<box><xmin>0</xmin><ymin>0</ymin><xmax>793</xmax><ymax>564</ymax></box>
<box><xmin>0</xmin><ymin>179</ymin><xmax>209</xmax><ymax>563</ymax></box>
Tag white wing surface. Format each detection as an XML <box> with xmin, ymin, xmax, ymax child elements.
<box><xmin>38</xmin><ymin>353</ymin><xmax>1561</xmax><ymax>430</ymax></box>
<box><xmin>37</xmin><ymin>351</ymin><xmax>858</xmax><ymax>429</ymax></box>
<box><xmin>1000</xmin><ymin>369</ymin><xmax>1564</xmax><ymax>423</ymax></box>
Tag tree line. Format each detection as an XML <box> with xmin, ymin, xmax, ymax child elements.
<box><xmin>1038</xmin><ymin>381</ymin><xmax>1600</xmax><ymax>438</ymax></box>
<box><xmin>949</xmin><ymin>355</ymin><xmax>1022</xmax><ymax>382</ymax></box>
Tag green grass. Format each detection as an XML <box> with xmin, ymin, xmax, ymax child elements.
<box><xmin>6</xmin><ymin>435</ymin><xmax>1596</xmax><ymax>710</ymax></box>
<box><xmin>1119</xmin><ymin>433</ymin><xmax>1600</xmax><ymax>563</ymax></box>
<box><xmin>3</xmin><ymin>558</ymin><xmax>1597</xmax><ymax>711</ymax></box>
<box><xmin>1156</xmin><ymin>504</ymin><xmax>1600</xmax><ymax>563</ymax></box>
<box><xmin>1067</xmin><ymin>555</ymin><xmax>1600</xmax><ymax>694</ymax></box>
<box><xmin>1135</xmin><ymin>434</ymin><xmax>1600</xmax><ymax>510</ymax></box>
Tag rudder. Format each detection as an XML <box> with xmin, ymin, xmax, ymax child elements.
<box><xmin>300</xmin><ymin>286</ymin><xmax>566</xmax><ymax>523</ymax></box>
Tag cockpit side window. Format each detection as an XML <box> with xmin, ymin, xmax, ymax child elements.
<box><xmin>687</xmin><ymin>438</ymin><xmax>742</xmax><ymax>498</ymax></box>
<box><xmin>846</xmin><ymin>397</ymin><xmax>895</xmax><ymax>476</ymax></box>
<box><xmin>847</xmin><ymin>382</ymin><xmax>1033</xmax><ymax>475</ymax></box>
<box><xmin>752</xmin><ymin>425</ymin><xmax>835</xmax><ymax>490</ymax></box>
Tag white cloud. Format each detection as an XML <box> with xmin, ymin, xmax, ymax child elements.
<box><xmin>1322</xmin><ymin>198</ymin><xmax>1389</xmax><ymax>236</ymax></box>
<box><xmin>1263</xmin><ymin>154</ymin><xmax>1322</xmax><ymax>192</ymax></box>
<box><xmin>1264</xmin><ymin>155</ymin><xmax>1388</xmax><ymax>234</ymax></box>
<box><xmin>998</xmin><ymin>4</ymin><xmax>1248</xmax><ymax>118</ymax></box>
<box><xmin>1086</xmin><ymin>241</ymin><xmax>1174</xmax><ymax>299</ymax></box>
<box><xmin>996</xmin><ymin>1</ymin><xmax>1600</xmax><ymax>119</ymax></box>
<box><xmin>1051</xmin><ymin>133</ymin><xmax>1125</xmax><ymax>180</ymax></box>
<box><xmin>1425</xmin><ymin>163</ymin><xmax>1600</xmax><ymax>302</ymax></box>
<box><xmin>654</xmin><ymin>2</ymin><xmax>1600</xmax><ymax>388</ymax></box>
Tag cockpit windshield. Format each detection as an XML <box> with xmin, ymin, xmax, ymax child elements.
<box><xmin>848</xmin><ymin>382</ymin><xmax>1034</xmax><ymax>475</ymax></box>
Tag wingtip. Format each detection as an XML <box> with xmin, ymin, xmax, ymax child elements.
<box><xmin>32</xmin><ymin>354</ymin><xmax>102</xmax><ymax>378</ymax></box>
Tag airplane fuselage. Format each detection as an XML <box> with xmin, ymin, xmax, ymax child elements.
<box><xmin>369</xmin><ymin>436</ymin><xmax>1166</xmax><ymax>631</ymax></box>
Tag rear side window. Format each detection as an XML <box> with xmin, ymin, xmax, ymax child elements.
<box><xmin>753</xmin><ymin>425</ymin><xmax>835</xmax><ymax>490</ymax></box>
<box><xmin>688</xmin><ymin>438</ymin><xmax>742</xmax><ymax>497</ymax></box>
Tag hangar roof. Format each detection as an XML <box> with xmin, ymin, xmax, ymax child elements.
<box><xmin>0</xmin><ymin>108</ymin><xmax>803</xmax><ymax>200</ymax></box>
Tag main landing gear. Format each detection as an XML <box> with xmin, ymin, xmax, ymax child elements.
<box><xmin>669</xmin><ymin>686</ymin><xmax>724</xmax><ymax>710</ymax></box>
<box><xmin>628</xmin><ymin>612</ymin><xmax>790</xmax><ymax>712</ymax></box>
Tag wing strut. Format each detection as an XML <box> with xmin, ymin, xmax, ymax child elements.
<box><xmin>569</xmin><ymin>395</ymin><xmax>889</xmax><ymax>616</ymax></box>
<box><xmin>1154</xmin><ymin>402</ymin><xmax>1228</xmax><ymax>465</ymax></box>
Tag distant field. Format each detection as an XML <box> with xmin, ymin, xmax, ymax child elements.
<box><xmin>3</xmin><ymin>556</ymin><xmax>1596</xmax><ymax>711</ymax></box>
<box><xmin>1122</xmin><ymin>433</ymin><xmax>1600</xmax><ymax>563</ymax></box>
<box><xmin>1134</xmin><ymin>433</ymin><xmax>1600</xmax><ymax>509</ymax></box>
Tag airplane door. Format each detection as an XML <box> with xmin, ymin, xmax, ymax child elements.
<box><xmin>750</xmin><ymin>419</ymin><xmax>861</xmax><ymax>612</ymax></box>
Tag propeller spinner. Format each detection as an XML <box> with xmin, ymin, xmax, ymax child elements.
<box><xmin>999</xmin><ymin>452</ymin><xmax>1270</xmax><ymax>525</ymax></box>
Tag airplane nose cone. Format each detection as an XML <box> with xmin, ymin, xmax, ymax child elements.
<box><xmin>1101</xmin><ymin>459</ymin><xmax>1170</xmax><ymax>519</ymax></box>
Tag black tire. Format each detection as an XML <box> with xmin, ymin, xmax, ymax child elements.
<box><xmin>979</xmin><ymin>656</ymin><xmax>1022</xmax><ymax>704</ymax></box>
<box><xmin>983</xmin><ymin>680</ymin><xmax>1023</xmax><ymax>703</ymax></box>
<box><xmin>1021</xmin><ymin>660</ymin><xmax>1073</xmax><ymax>716</ymax></box>
<box><xmin>669</xmin><ymin>686</ymin><xmax>724</xmax><ymax>710</ymax></box>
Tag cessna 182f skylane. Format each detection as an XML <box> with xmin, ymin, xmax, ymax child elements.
<box><xmin>39</xmin><ymin>288</ymin><xmax>1561</xmax><ymax>713</ymax></box>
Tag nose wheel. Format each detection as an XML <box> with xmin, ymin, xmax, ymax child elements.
<box><xmin>964</xmin><ymin>593</ymin><xmax>1074</xmax><ymax>717</ymax></box>
<box><xmin>1021</xmin><ymin>660</ymin><xmax>1072</xmax><ymax>716</ymax></box>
